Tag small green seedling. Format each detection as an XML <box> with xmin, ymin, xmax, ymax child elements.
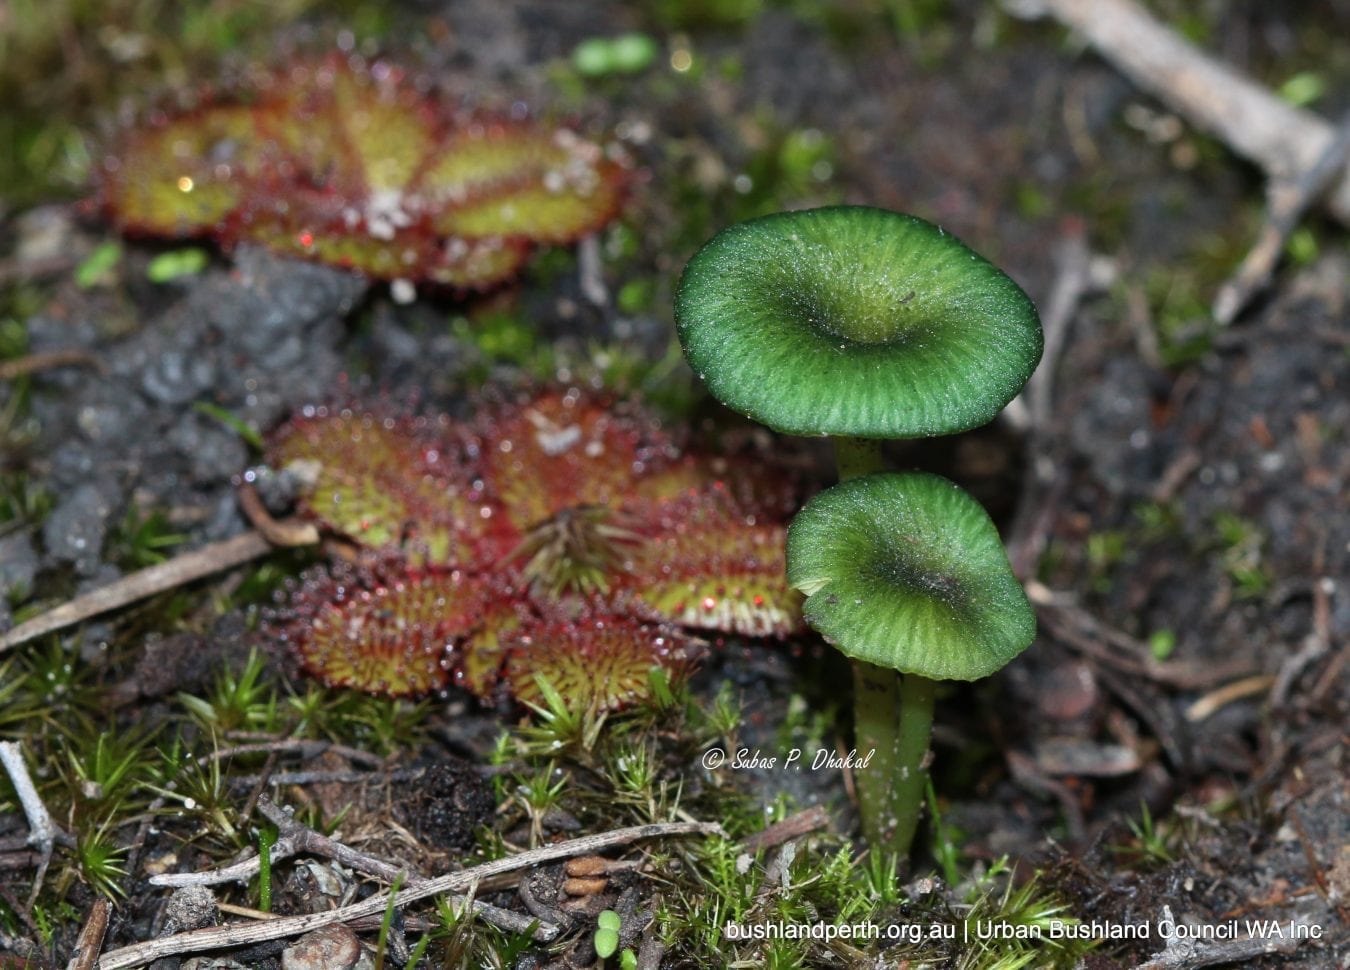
<box><xmin>573</xmin><ymin>34</ymin><xmax>659</xmax><ymax>77</ymax></box>
<box><xmin>256</xmin><ymin>824</ymin><xmax>277</xmax><ymax>912</ymax></box>
<box><xmin>145</xmin><ymin>247</ymin><xmax>209</xmax><ymax>283</ymax></box>
<box><xmin>676</xmin><ymin>206</ymin><xmax>1042</xmax><ymax>856</ymax></box>
<box><xmin>76</xmin><ymin>240</ymin><xmax>123</xmax><ymax>289</ymax></box>
<box><xmin>595</xmin><ymin>909</ymin><xmax>622</xmax><ymax>959</ymax></box>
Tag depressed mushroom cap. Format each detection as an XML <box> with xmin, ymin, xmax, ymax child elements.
<box><xmin>786</xmin><ymin>471</ymin><xmax>1035</xmax><ymax>681</ymax></box>
<box><xmin>675</xmin><ymin>206</ymin><xmax>1042</xmax><ymax>438</ymax></box>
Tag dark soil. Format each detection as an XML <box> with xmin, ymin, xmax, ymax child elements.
<box><xmin>1</xmin><ymin>1</ymin><xmax>1347</xmax><ymax>968</ymax></box>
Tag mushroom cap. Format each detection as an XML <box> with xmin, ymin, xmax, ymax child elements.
<box><xmin>675</xmin><ymin>206</ymin><xmax>1042</xmax><ymax>438</ymax></box>
<box><xmin>786</xmin><ymin>472</ymin><xmax>1035</xmax><ymax>681</ymax></box>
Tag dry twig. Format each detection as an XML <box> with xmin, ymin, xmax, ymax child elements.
<box><xmin>65</xmin><ymin>897</ymin><xmax>110</xmax><ymax>970</ymax></box>
<box><xmin>236</xmin><ymin>482</ymin><xmax>320</xmax><ymax>548</ymax></box>
<box><xmin>0</xmin><ymin>740</ymin><xmax>71</xmax><ymax>908</ymax></box>
<box><xmin>1271</xmin><ymin>539</ymin><xmax>1334</xmax><ymax>709</ymax></box>
<box><xmin>0</xmin><ymin>530</ymin><xmax>280</xmax><ymax>653</ymax></box>
<box><xmin>1017</xmin><ymin>224</ymin><xmax>1116</xmax><ymax>433</ymax></box>
<box><xmin>202</xmin><ymin>738</ymin><xmax>389</xmax><ymax>771</ymax></box>
<box><xmin>1029</xmin><ymin>586</ymin><xmax>1258</xmax><ymax>690</ymax></box>
<box><xmin>1135</xmin><ymin>905</ymin><xmax>1300</xmax><ymax>969</ymax></box>
<box><xmin>0</xmin><ymin>253</ymin><xmax>79</xmax><ymax>287</ymax></box>
<box><xmin>1183</xmin><ymin>675</ymin><xmax>1275</xmax><ymax>723</ymax></box>
<box><xmin>0</xmin><ymin>349</ymin><xmax>105</xmax><ymax>382</ymax></box>
<box><xmin>1003</xmin><ymin>0</ymin><xmax>1350</xmax><ymax>225</ymax></box>
<box><xmin>99</xmin><ymin>820</ymin><xmax>722</xmax><ymax>969</ymax></box>
<box><xmin>577</xmin><ymin>233</ymin><xmax>609</xmax><ymax>308</ymax></box>
<box><xmin>223</xmin><ymin>768</ymin><xmax>422</xmax><ymax>789</ymax></box>
<box><xmin>1214</xmin><ymin>111</ymin><xmax>1350</xmax><ymax>323</ymax></box>
<box><xmin>737</xmin><ymin>806</ymin><xmax>830</xmax><ymax>854</ymax></box>
<box><xmin>1287</xmin><ymin>810</ymin><xmax>1350</xmax><ymax>926</ymax></box>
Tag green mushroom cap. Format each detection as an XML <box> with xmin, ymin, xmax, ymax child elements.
<box><xmin>675</xmin><ymin>206</ymin><xmax>1043</xmax><ymax>439</ymax></box>
<box><xmin>786</xmin><ymin>472</ymin><xmax>1035</xmax><ymax>681</ymax></box>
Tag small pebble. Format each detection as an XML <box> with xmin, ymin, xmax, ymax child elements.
<box><xmin>160</xmin><ymin>885</ymin><xmax>218</xmax><ymax>935</ymax></box>
<box><xmin>282</xmin><ymin>923</ymin><xmax>363</xmax><ymax>970</ymax></box>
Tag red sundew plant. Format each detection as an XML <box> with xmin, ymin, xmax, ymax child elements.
<box><xmin>98</xmin><ymin>55</ymin><xmax>630</xmax><ymax>290</ymax></box>
<box><xmin>265</xmin><ymin>390</ymin><xmax>805</xmax><ymax>711</ymax></box>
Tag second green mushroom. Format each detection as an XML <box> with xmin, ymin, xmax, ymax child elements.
<box><xmin>675</xmin><ymin>205</ymin><xmax>1042</xmax><ymax>856</ymax></box>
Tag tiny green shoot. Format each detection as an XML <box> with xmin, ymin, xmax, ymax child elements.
<box><xmin>257</xmin><ymin>824</ymin><xmax>277</xmax><ymax>912</ymax></box>
<box><xmin>146</xmin><ymin>247</ymin><xmax>209</xmax><ymax>283</ymax></box>
<box><xmin>193</xmin><ymin>401</ymin><xmax>264</xmax><ymax>450</ymax></box>
<box><xmin>76</xmin><ymin>241</ymin><xmax>122</xmax><ymax>289</ymax></box>
<box><xmin>595</xmin><ymin>909</ymin><xmax>622</xmax><ymax>958</ymax></box>
<box><xmin>374</xmin><ymin>873</ymin><xmax>405</xmax><ymax>970</ymax></box>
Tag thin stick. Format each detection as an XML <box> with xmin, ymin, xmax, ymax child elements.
<box><xmin>216</xmin><ymin>902</ymin><xmax>279</xmax><ymax>921</ymax></box>
<box><xmin>65</xmin><ymin>898</ymin><xmax>111</xmax><ymax>970</ymax></box>
<box><xmin>200</xmin><ymin>739</ymin><xmax>389</xmax><ymax>771</ymax></box>
<box><xmin>224</xmin><ymin>769</ymin><xmax>423</xmax><ymax>789</ymax></box>
<box><xmin>577</xmin><ymin>234</ymin><xmax>609</xmax><ymax>308</ymax></box>
<box><xmin>1271</xmin><ymin>538</ymin><xmax>1333</xmax><ymax>709</ymax></box>
<box><xmin>0</xmin><ymin>349</ymin><xmax>106</xmax><ymax>382</ymax></box>
<box><xmin>0</xmin><ymin>740</ymin><xmax>69</xmax><ymax>908</ymax></box>
<box><xmin>255</xmin><ymin>796</ymin><xmax>412</xmax><ymax>885</ymax></box>
<box><xmin>1287</xmin><ymin>810</ymin><xmax>1350</xmax><ymax>925</ymax></box>
<box><xmin>1003</xmin><ymin>0</ymin><xmax>1350</xmax><ymax>225</ymax></box>
<box><xmin>1135</xmin><ymin>905</ymin><xmax>1299</xmax><ymax>969</ymax></box>
<box><xmin>1183</xmin><ymin>675</ymin><xmax>1275</xmax><ymax>723</ymax></box>
<box><xmin>1016</xmin><ymin>226</ymin><xmax>1114</xmax><ymax>433</ymax></box>
<box><xmin>150</xmin><ymin>795</ymin><xmax>419</xmax><ymax>891</ymax></box>
<box><xmin>98</xmin><ymin>820</ymin><xmax>722</xmax><ymax>969</ymax></box>
<box><xmin>0</xmin><ymin>253</ymin><xmax>79</xmax><ymax>287</ymax></box>
<box><xmin>1033</xmin><ymin>594</ymin><xmax>1257</xmax><ymax>690</ymax></box>
<box><xmin>236</xmin><ymin>483</ymin><xmax>321</xmax><ymax>548</ymax></box>
<box><xmin>0</xmin><ymin>531</ymin><xmax>276</xmax><ymax>653</ymax></box>
<box><xmin>149</xmin><ymin>834</ymin><xmax>304</xmax><ymax>889</ymax></box>
<box><xmin>1214</xmin><ymin>111</ymin><xmax>1350</xmax><ymax>323</ymax></box>
<box><xmin>737</xmin><ymin>806</ymin><xmax>830</xmax><ymax>854</ymax></box>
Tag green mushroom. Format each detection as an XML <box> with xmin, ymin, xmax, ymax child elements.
<box><xmin>675</xmin><ymin>205</ymin><xmax>1042</xmax><ymax>856</ymax></box>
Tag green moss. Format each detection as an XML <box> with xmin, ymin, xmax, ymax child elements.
<box><xmin>1211</xmin><ymin>511</ymin><xmax>1272</xmax><ymax>600</ymax></box>
<box><xmin>109</xmin><ymin>504</ymin><xmax>186</xmax><ymax>570</ymax></box>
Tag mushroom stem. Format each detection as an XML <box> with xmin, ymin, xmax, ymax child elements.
<box><xmin>851</xmin><ymin>659</ymin><xmax>904</xmax><ymax>849</ymax></box>
<box><xmin>834</xmin><ymin>436</ymin><xmax>911</xmax><ymax>850</ymax></box>
<box><xmin>889</xmin><ymin>671</ymin><xmax>938</xmax><ymax>857</ymax></box>
<box><xmin>833</xmin><ymin>437</ymin><xmax>885</xmax><ymax>480</ymax></box>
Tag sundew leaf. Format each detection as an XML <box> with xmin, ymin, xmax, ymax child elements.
<box><xmin>454</xmin><ymin>597</ymin><xmax>526</xmax><ymax>696</ymax></box>
<box><xmin>263</xmin><ymin>391</ymin><xmax>804</xmax><ymax>707</ymax></box>
<box><xmin>476</xmin><ymin>391</ymin><xmax>678</xmax><ymax>531</ymax></box>
<box><xmin>103</xmin><ymin>105</ymin><xmax>262</xmax><ymax>237</ymax></box>
<box><xmin>786</xmin><ymin>472</ymin><xmax>1035</xmax><ymax>681</ymax></box>
<box><xmin>421</xmin><ymin>126</ymin><xmax>627</xmax><ymax>243</ymax></box>
<box><xmin>623</xmin><ymin>489</ymin><xmax>803</xmax><ymax>637</ymax></box>
<box><xmin>237</xmin><ymin>200</ymin><xmax>438</xmax><ymax>281</ymax></box>
<box><xmin>273</xmin><ymin>563</ymin><xmax>489</xmax><ymax>695</ymax></box>
<box><xmin>267</xmin><ymin>406</ymin><xmax>513</xmax><ymax>568</ymax></box>
<box><xmin>329</xmin><ymin>61</ymin><xmax>440</xmax><ymax>192</ymax></box>
<box><xmin>99</xmin><ymin>55</ymin><xmax>629</xmax><ymax>289</ymax></box>
<box><xmin>676</xmin><ymin>206</ymin><xmax>1043</xmax><ymax>438</ymax></box>
<box><xmin>502</xmin><ymin>611</ymin><xmax>693</xmax><ymax>713</ymax></box>
<box><xmin>427</xmin><ymin>236</ymin><xmax>532</xmax><ymax>289</ymax></box>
